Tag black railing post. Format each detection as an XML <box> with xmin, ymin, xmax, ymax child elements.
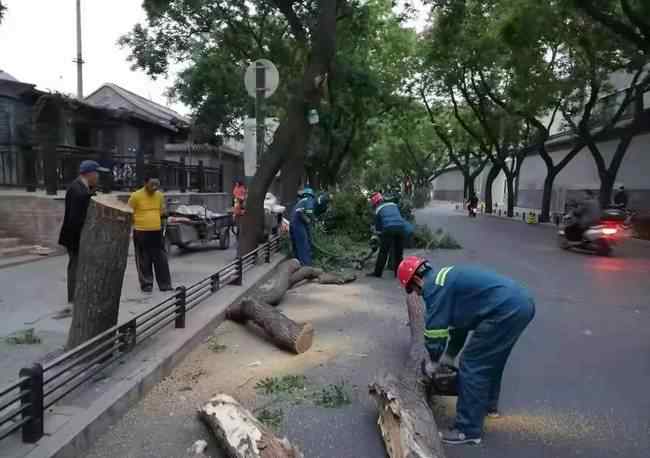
<box><xmin>19</xmin><ymin>363</ymin><xmax>44</xmax><ymax>444</ymax></box>
<box><xmin>211</xmin><ymin>272</ymin><xmax>220</xmax><ymax>293</ymax></box>
<box><xmin>197</xmin><ymin>160</ymin><xmax>206</xmax><ymax>193</ymax></box>
<box><xmin>119</xmin><ymin>319</ymin><xmax>137</xmax><ymax>353</ymax></box>
<box><xmin>235</xmin><ymin>257</ymin><xmax>243</xmax><ymax>286</ymax></box>
<box><xmin>175</xmin><ymin>286</ymin><xmax>187</xmax><ymax>328</ymax></box>
<box><xmin>265</xmin><ymin>241</ymin><xmax>271</xmax><ymax>263</ymax></box>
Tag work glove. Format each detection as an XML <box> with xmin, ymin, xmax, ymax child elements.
<box><xmin>421</xmin><ymin>359</ymin><xmax>439</xmax><ymax>380</ymax></box>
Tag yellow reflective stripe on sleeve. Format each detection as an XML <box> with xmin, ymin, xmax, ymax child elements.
<box><xmin>424</xmin><ymin>328</ymin><xmax>450</xmax><ymax>339</ymax></box>
<box><xmin>435</xmin><ymin>266</ymin><xmax>454</xmax><ymax>286</ymax></box>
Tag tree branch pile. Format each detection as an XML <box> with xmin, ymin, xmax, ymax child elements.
<box><xmin>226</xmin><ymin>259</ymin><xmax>356</xmax><ymax>354</ymax></box>
<box><xmin>369</xmin><ymin>294</ymin><xmax>446</xmax><ymax>458</ymax></box>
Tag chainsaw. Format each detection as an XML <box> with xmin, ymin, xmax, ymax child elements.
<box><xmin>422</xmin><ymin>360</ymin><xmax>459</xmax><ymax>396</ymax></box>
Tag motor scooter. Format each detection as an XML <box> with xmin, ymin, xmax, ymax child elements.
<box><xmin>557</xmin><ymin>208</ymin><xmax>628</xmax><ymax>256</ymax></box>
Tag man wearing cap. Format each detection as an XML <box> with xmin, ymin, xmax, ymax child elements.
<box><xmin>128</xmin><ymin>175</ymin><xmax>172</xmax><ymax>292</ymax></box>
<box><xmin>58</xmin><ymin>160</ymin><xmax>108</xmax><ymax>304</ymax></box>
<box><xmin>396</xmin><ymin>256</ymin><xmax>535</xmax><ymax>445</ymax></box>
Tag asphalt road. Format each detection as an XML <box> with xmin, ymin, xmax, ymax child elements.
<box><xmin>81</xmin><ymin>204</ymin><xmax>650</xmax><ymax>458</ymax></box>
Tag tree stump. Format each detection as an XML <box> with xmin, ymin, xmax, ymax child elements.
<box><xmin>227</xmin><ymin>298</ymin><xmax>314</xmax><ymax>354</ymax></box>
<box><xmin>199</xmin><ymin>394</ymin><xmax>303</xmax><ymax>458</ymax></box>
<box><xmin>66</xmin><ymin>196</ymin><xmax>132</xmax><ymax>349</ymax></box>
<box><xmin>368</xmin><ymin>294</ymin><xmax>446</xmax><ymax>458</ymax></box>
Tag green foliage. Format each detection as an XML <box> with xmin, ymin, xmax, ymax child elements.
<box><xmin>255</xmin><ymin>375</ymin><xmax>307</xmax><ymax>396</ymax></box>
<box><xmin>311</xmin><ymin>228</ymin><xmax>372</xmax><ymax>271</ymax></box>
<box><xmin>256</xmin><ymin>408</ymin><xmax>284</xmax><ymax>431</ymax></box>
<box><xmin>412</xmin><ymin>225</ymin><xmax>462</xmax><ymax>250</ymax></box>
<box><xmin>6</xmin><ymin>328</ymin><xmax>41</xmax><ymax>345</ymax></box>
<box><xmin>321</xmin><ymin>188</ymin><xmax>373</xmax><ymax>241</ymax></box>
<box><xmin>313</xmin><ymin>382</ymin><xmax>352</xmax><ymax>408</ymax></box>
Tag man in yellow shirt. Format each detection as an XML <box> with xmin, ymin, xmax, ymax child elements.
<box><xmin>128</xmin><ymin>176</ymin><xmax>172</xmax><ymax>292</ymax></box>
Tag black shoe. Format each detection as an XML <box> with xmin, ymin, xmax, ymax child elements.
<box><xmin>486</xmin><ymin>409</ymin><xmax>501</xmax><ymax>419</ymax></box>
<box><xmin>440</xmin><ymin>429</ymin><xmax>482</xmax><ymax>445</ymax></box>
<box><xmin>159</xmin><ymin>286</ymin><xmax>174</xmax><ymax>292</ymax></box>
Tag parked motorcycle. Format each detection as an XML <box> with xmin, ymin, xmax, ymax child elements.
<box><xmin>165</xmin><ymin>204</ymin><xmax>233</xmax><ymax>252</ymax></box>
<box><xmin>557</xmin><ymin>207</ymin><xmax>629</xmax><ymax>256</ymax></box>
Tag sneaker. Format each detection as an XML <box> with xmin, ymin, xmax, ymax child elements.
<box><xmin>487</xmin><ymin>409</ymin><xmax>500</xmax><ymax>419</ymax></box>
<box><xmin>440</xmin><ymin>429</ymin><xmax>481</xmax><ymax>445</ymax></box>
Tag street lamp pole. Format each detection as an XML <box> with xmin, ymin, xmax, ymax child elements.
<box><xmin>75</xmin><ymin>0</ymin><xmax>84</xmax><ymax>99</ymax></box>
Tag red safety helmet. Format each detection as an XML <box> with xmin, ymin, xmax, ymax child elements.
<box><xmin>397</xmin><ymin>256</ymin><xmax>427</xmax><ymax>288</ymax></box>
<box><xmin>370</xmin><ymin>192</ymin><xmax>384</xmax><ymax>207</ymax></box>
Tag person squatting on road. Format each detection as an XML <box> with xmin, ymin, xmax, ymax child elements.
<box><xmin>368</xmin><ymin>192</ymin><xmax>411</xmax><ymax>278</ymax></box>
<box><xmin>128</xmin><ymin>176</ymin><xmax>172</xmax><ymax>293</ymax></box>
<box><xmin>397</xmin><ymin>256</ymin><xmax>536</xmax><ymax>445</ymax></box>
<box><xmin>58</xmin><ymin>160</ymin><xmax>109</xmax><ymax>304</ymax></box>
<box><xmin>290</xmin><ymin>187</ymin><xmax>316</xmax><ymax>266</ymax></box>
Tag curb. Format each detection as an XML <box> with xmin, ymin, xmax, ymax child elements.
<box><xmin>20</xmin><ymin>256</ymin><xmax>286</xmax><ymax>458</ymax></box>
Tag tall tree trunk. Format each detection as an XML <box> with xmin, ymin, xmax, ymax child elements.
<box><xmin>595</xmin><ymin>134</ymin><xmax>634</xmax><ymax>208</ymax></box>
<box><xmin>484</xmin><ymin>163</ymin><xmax>501</xmax><ymax>214</ymax></box>
<box><xmin>280</xmin><ymin>148</ymin><xmax>306</xmax><ymax>204</ymax></box>
<box><xmin>540</xmin><ymin>171</ymin><xmax>557</xmax><ymax>223</ymax></box>
<box><xmin>67</xmin><ymin>196</ymin><xmax>132</xmax><ymax>349</ymax></box>
<box><xmin>505</xmin><ymin>174</ymin><xmax>516</xmax><ymax>218</ymax></box>
<box><xmin>238</xmin><ymin>3</ymin><xmax>337</xmax><ymax>255</ymax></box>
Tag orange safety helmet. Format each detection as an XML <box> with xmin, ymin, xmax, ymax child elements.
<box><xmin>397</xmin><ymin>256</ymin><xmax>428</xmax><ymax>288</ymax></box>
<box><xmin>369</xmin><ymin>192</ymin><xmax>384</xmax><ymax>207</ymax></box>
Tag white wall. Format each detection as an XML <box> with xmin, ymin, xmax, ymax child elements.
<box><xmin>433</xmin><ymin>131</ymin><xmax>650</xmax><ymax>211</ymax></box>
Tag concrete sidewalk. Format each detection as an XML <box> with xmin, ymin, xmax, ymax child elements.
<box><xmin>0</xmin><ymin>247</ymin><xmax>284</xmax><ymax>458</ymax></box>
<box><xmin>0</xmin><ymin>244</ymin><xmax>236</xmax><ymax>388</ymax></box>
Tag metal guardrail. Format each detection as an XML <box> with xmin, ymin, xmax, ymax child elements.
<box><xmin>0</xmin><ymin>235</ymin><xmax>282</xmax><ymax>443</ymax></box>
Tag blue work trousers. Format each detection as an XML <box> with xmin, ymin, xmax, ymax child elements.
<box><xmin>455</xmin><ymin>293</ymin><xmax>535</xmax><ymax>437</ymax></box>
<box><xmin>290</xmin><ymin>221</ymin><xmax>312</xmax><ymax>266</ymax></box>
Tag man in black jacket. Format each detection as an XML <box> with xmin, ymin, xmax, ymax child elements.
<box><xmin>58</xmin><ymin>160</ymin><xmax>108</xmax><ymax>303</ymax></box>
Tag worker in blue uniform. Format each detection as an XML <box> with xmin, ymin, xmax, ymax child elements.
<box><xmin>368</xmin><ymin>191</ymin><xmax>409</xmax><ymax>278</ymax></box>
<box><xmin>290</xmin><ymin>187</ymin><xmax>316</xmax><ymax>266</ymax></box>
<box><xmin>397</xmin><ymin>256</ymin><xmax>536</xmax><ymax>445</ymax></box>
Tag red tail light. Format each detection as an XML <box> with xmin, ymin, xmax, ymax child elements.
<box><xmin>602</xmin><ymin>227</ymin><xmax>618</xmax><ymax>236</ymax></box>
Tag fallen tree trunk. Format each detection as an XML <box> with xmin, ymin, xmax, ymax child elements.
<box><xmin>257</xmin><ymin>259</ymin><xmax>302</xmax><ymax>305</ymax></box>
<box><xmin>199</xmin><ymin>394</ymin><xmax>303</xmax><ymax>458</ymax></box>
<box><xmin>67</xmin><ymin>196</ymin><xmax>132</xmax><ymax>349</ymax></box>
<box><xmin>227</xmin><ymin>298</ymin><xmax>314</xmax><ymax>354</ymax></box>
<box><xmin>368</xmin><ymin>294</ymin><xmax>446</xmax><ymax>458</ymax></box>
<box><xmin>289</xmin><ymin>267</ymin><xmax>356</xmax><ymax>288</ymax></box>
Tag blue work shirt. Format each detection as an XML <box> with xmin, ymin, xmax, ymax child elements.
<box><xmin>422</xmin><ymin>266</ymin><xmax>531</xmax><ymax>361</ymax></box>
<box><xmin>375</xmin><ymin>202</ymin><xmax>407</xmax><ymax>232</ymax></box>
<box><xmin>291</xmin><ymin>196</ymin><xmax>315</xmax><ymax>226</ymax></box>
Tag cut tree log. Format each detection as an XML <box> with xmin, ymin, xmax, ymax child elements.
<box><xmin>289</xmin><ymin>267</ymin><xmax>356</xmax><ymax>288</ymax></box>
<box><xmin>67</xmin><ymin>195</ymin><xmax>132</xmax><ymax>349</ymax></box>
<box><xmin>256</xmin><ymin>259</ymin><xmax>301</xmax><ymax>305</ymax></box>
<box><xmin>199</xmin><ymin>394</ymin><xmax>303</xmax><ymax>458</ymax></box>
<box><xmin>227</xmin><ymin>298</ymin><xmax>314</xmax><ymax>354</ymax></box>
<box><xmin>368</xmin><ymin>294</ymin><xmax>446</xmax><ymax>458</ymax></box>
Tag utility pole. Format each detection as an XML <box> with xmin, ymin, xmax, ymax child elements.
<box><xmin>255</xmin><ymin>61</ymin><xmax>266</xmax><ymax>171</ymax></box>
<box><xmin>74</xmin><ymin>0</ymin><xmax>84</xmax><ymax>99</ymax></box>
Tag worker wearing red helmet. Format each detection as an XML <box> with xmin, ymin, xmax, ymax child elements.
<box><xmin>368</xmin><ymin>191</ymin><xmax>410</xmax><ymax>278</ymax></box>
<box><xmin>397</xmin><ymin>256</ymin><xmax>535</xmax><ymax>445</ymax></box>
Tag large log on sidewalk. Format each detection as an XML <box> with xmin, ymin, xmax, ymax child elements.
<box><xmin>227</xmin><ymin>298</ymin><xmax>314</xmax><ymax>354</ymax></box>
<box><xmin>257</xmin><ymin>259</ymin><xmax>301</xmax><ymax>305</ymax></box>
<box><xmin>66</xmin><ymin>196</ymin><xmax>132</xmax><ymax>349</ymax></box>
<box><xmin>199</xmin><ymin>394</ymin><xmax>303</xmax><ymax>458</ymax></box>
<box><xmin>368</xmin><ymin>294</ymin><xmax>446</xmax><ymax>458</ymax></box>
